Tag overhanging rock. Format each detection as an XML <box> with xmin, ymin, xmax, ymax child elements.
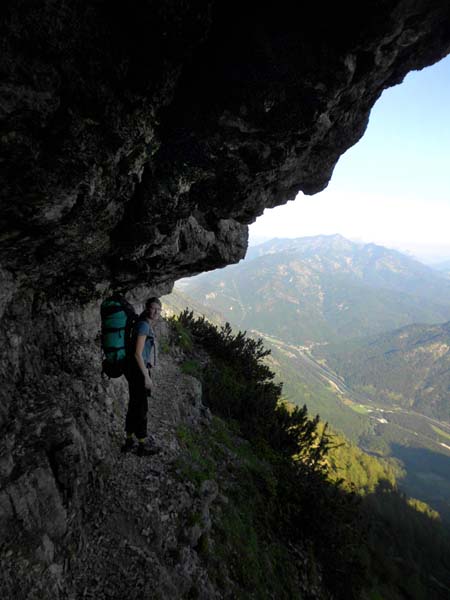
<box><xmin>1</xmin><ymin>1</ymin><xmax>449</xmax><ymax>297</ymax></box>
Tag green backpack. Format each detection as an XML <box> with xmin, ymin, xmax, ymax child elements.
<box><xmin>100</xmin><ymin>295</ymin><xmax>138</xmax><ymax>378</ymax></box>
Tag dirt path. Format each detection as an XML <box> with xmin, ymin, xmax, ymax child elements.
<box><xmin>67</xmin><ymin>350</ymin><xmax>217</xmax><ymax>600</ymax></box>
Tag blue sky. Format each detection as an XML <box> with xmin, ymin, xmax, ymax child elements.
<box><xmin>249</xmin><ymin>54</ymin><xmax>450</xmax><ymax>263</ymax></box>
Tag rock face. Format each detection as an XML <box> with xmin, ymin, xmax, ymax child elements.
<box><xmin>1</xmin><ymin>323</ymin><xmax>328</xmax><ymax>599</ymax></box>
<box><xmin>1</xmin><ymin>2</ymin><xmax>450</xmax><ymax>598</ymax></box>
<box><xmin>2</xmin><ymin>1</ymin><xmax>450</xmax><ymax>296</ymax></box>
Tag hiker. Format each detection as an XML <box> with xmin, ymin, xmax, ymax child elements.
<box><xmin>121</xmin><ymin>297</ymin><xmax>162</xmax><ymax>456</ymax></box>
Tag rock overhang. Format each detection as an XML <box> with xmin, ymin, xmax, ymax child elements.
<box><xmin>1</xmin><ymin>0</ymin><xmax>449</xmax><ymax>300</ymax></box>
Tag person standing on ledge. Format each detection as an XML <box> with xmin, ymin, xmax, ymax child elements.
<box><xmin>121</xmin><ymin>297</ymin><xmax>162</xmax><ymax>457</ymax></box>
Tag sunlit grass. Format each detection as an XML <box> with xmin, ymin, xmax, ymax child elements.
<box><xmin>431</xmin><ymin>424</ymin><xmax>450</xmax><ymax>442</ymax></box>
<box><xmin>349</xmin><ymin>403</ymin><xmax>372</xmax><ymax>415</ymax></box>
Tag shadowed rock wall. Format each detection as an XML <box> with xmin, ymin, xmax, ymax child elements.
<box><xmin>1</xmin><ymin>1</ymin><xmax>450</xmax><ymax>596</ymax></box>
<box><xmin>2</xmin><ymin>1</ymin><xmax>450</xmax><ymax>296</ymax></box>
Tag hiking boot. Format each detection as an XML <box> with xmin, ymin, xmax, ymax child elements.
<box><xmin>136</xmin><ymin>438</ymin><xmax>160</xmax><ymax>457</ymax></box>
<box><xmin>120</xmin><ymin>437</ymin><xmax>135</xmax><ymax>453</ymax></box>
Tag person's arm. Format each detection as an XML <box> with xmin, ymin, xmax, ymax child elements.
<box><xmin>134</xmin><ymin>335</ymin><xmax>152</xmax><ymax>390</ymax></box>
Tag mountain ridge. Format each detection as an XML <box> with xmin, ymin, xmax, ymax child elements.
<box><xmin>181</xmin><ymin>235</ymin><xmax>450</xmax><ymax>345</ymax></box>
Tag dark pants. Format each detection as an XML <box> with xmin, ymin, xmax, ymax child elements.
<box><xmin>124</xmin><ymin>361</ymin><xmax>150</xmax><ymax>439</ymax></box>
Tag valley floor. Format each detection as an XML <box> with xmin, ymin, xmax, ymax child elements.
<box><xmin>254</xmin><ymin>331</ymin><xmax>450</xmax><ymax>521</ymax></box>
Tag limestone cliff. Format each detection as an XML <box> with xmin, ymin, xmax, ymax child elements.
<box><xmin>2</xmin><ymin>1</ymin><xmax>450</xmax><ymax>295</ymax></box>
<box><xmin>1</xmin><ymin>2</ymin><xmax>450</xmax><ymax>598</ymax></box>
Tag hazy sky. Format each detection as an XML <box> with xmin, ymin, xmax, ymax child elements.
<box><xmin>249</xmin><ymin>54</ymin><xmax>450</xmax><ymax>263</ymax></box>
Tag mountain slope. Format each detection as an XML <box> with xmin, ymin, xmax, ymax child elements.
<box><xmin>431</xmin><ymin>260</ymin><xmax>450</xmax><ymax>280</ymax></box>
<box><xmin>182</xmin><ymin>235</ymin><xmax>450</xmax><ymax>344</ymax></box>
<box><xmin>162</xmin><ymin>289</ymin><xmax>375</xmax><ymax>445</ymax></box>
<box><xmin>164</xmin><ymin>271</ymin><xmax>450</xmax><ymax>522</ymax></box>
<box><xmin>315</xmin><ymin>321</ymin><xmax>450</xmax><ymax>421</ymax></box>
<box><xmin>164</xmin><ymin>309</ymin><xmax>450</xmax><ymax>599</ymax></box>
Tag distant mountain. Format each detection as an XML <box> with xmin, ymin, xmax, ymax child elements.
<box><xmin>245</xmin><ymin>235</ymin><xmax>359</xmax><ymax>261</ymax></box>
<box><xmin>162</xmin><ymin>287</ymin><xmax>450</xmax><ymax>523</ymax></box>
<box><xmin>180</xmin><ymin>235</ymin><xmax>450</xmax><ymax>344</ymax></box>
<box><xmin>431</xmin><ymin>260</ymin><xmax>450</xmax><ymax>279</ymax></box>
<box><xmin>161</xmin><ymin>288</ymin><xmax>224</xmax><ymax>324</ymax></box>
<box><xmin>431</xmin><ymin>260</ymin><xmax>450</xmax><ymax>271</ymax></box>
<box><xmin>246</xmin><ymin>234</ymin><xmax>450</xmax><ymax>299</ymax></box>
<box><xmin>316</xmin><ymin>321</ymin><xmax>450</xmax><ymax>420</ymax></box>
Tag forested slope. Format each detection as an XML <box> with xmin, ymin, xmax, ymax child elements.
<box><xmin>171</xmin><ymin>311</ymin><xmax>450</xmax><ymax>600</ymax></box>
<box><xmin>316</xmin><ymin>321</ymin><xmax>450</xmax><ymax>420</ymax></box>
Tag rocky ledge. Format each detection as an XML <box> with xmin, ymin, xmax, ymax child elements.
<box><xmin>1</xmin><ymin>320</ymin><xmax>327</xmax><ymax>599</ymax></box>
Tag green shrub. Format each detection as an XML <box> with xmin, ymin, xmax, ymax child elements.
<box><xmin>171</xmin><ymin>310</ymin><xmax>450</xmax><ymax>599</ymax></box>
<box><xmin>175</xmin><ymin>424</ymin><xmax>217</xmax><ymax>487</ymax></box>
<box><xmin>180</xmin><ymin>359</ymin><xmax>202</xmax><ymax>378</ymax></box>
<box><xmin>170</xmin><ymin>310</ymin><xmax>367</xmax><ymax>598</ymax></box>
<box><xmin>159</xmin><ymin>338</ymin><xmax>171</xmax><ymax>354</ymax></box>
<box><xmin>168</xmin><ymin>315</ymin><xmax>194</xmax><ymax>351</ymax></box>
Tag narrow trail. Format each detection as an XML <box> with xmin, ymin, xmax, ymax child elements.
<box><xmin>67</xmin><ymin>349</ymin><xmax>217</xmax><ymax>600</ymax></box>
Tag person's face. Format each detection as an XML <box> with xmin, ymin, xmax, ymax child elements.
<box><xmin>148</xmin><ymin>302</ymin><xmax>161</xmax><ymax>321</ymax></box>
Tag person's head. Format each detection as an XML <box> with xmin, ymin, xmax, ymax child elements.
<box><xmin>144</xmin><ymin>297</ymin><xmax>162</xmax><ymax>321</ymax></box>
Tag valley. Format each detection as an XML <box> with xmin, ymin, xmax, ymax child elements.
<box><xmin>164</xmin><ymin>234</ymin><xmax>450</xmax><ymax>521</ymax></box>
<box><xmin>253</xmin><ymin>331</ymin><xmax>450</xmax><ymax>520</ymax></box>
